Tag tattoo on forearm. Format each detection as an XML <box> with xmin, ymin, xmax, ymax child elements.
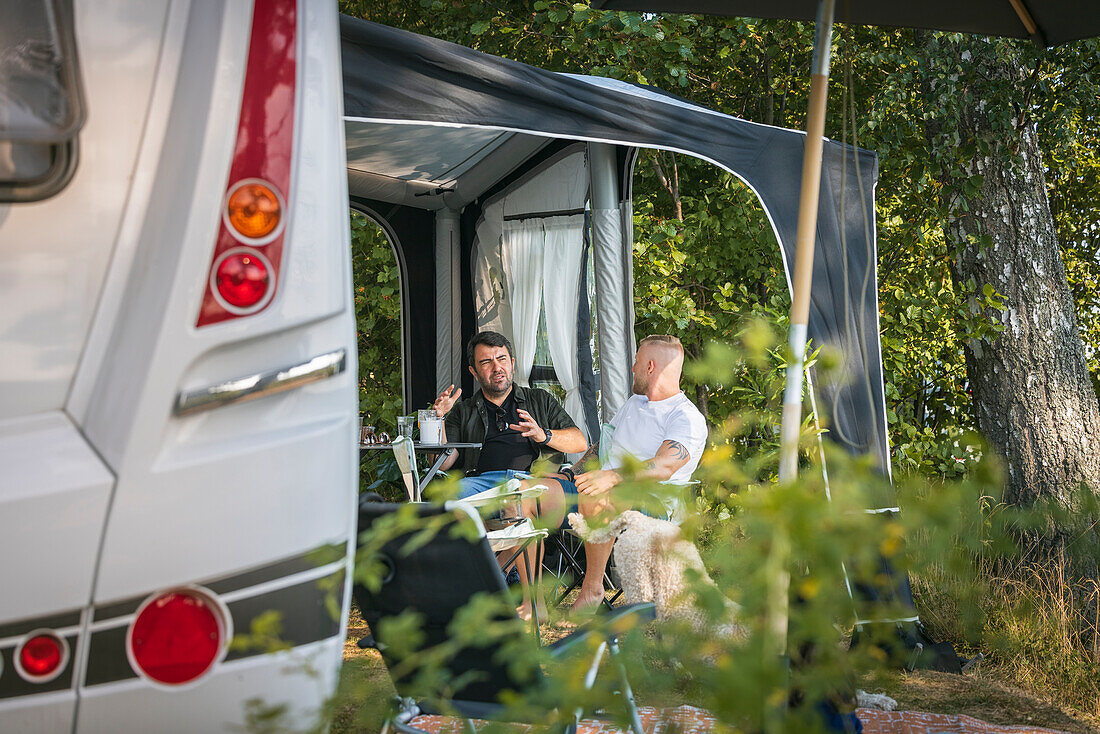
<box><xmin>573</xmin><ymin>441</ymin><xmax>599</xmax><ymax>468</ymax></box>
<box><xmin>662</xmin><ymin>440</ymin><xmax>689</xmax><ymax>461</ymax></box>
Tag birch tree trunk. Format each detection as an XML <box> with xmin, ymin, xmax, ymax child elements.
<box><xmin>928</xmin><ymin>39</ymin><xmax>1100</xmax><ymax>538</ymax></box>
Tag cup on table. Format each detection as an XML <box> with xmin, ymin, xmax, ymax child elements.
<box><xmin>417</xmin><ymin>409</ymin><xmax>443</xmax><ymax>444</ymax></box>
<box><xmin>397</xmin><ymin>415</ymin><xmax>414</xmax><ymax>440</ymax></box>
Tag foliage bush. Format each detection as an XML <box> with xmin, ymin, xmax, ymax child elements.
<box><xmin>344</xmin><ymin>327</ymin><xmax>1048</xmax><ymax>733</ymax></box>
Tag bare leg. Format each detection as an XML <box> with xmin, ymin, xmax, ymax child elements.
<box><xmin>505</xmin><ymin>544</ymin><xmax>540</xmax><ymax>622</ymax></box>
<box><xmin>573</xmin><ymin>540</ymin><xmax>613</xmax><ymax>610</ymax></box>
<box><xmin>525</xmin><ymin>475</ymin><xmax>569</xmax><ymax>528</ymax></box>
<box><xmin>514</xmin><ymin>477</ymin><xmax>568</xmax><ymax>621</ymax></box>
<box><xmin>572</xmin><ymin>493</ymin><xmax>615</xmax><ymax>610</ymax></box>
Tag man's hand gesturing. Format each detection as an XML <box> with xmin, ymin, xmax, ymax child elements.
<box><xmin>508</xmin><ymin>408</ymin><xmax>546</xmax><ymax>443</ymax></box>
<box><xmin>433</xmin><ymin>384</ymin><xmax>462</xmax><ymax>417</ymax></box>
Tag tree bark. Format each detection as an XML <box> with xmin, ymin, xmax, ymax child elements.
<box><xmin>650</xmin><ymin>151</ymin><xmax>682</xmax><ymax>221</ymax></box>
<box><xmin>928</xmin><ymin>41</ymin><xmax>1100</xmax><ymax>532</ymax></box>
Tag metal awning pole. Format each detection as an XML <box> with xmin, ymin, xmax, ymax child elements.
<box><xmin>778</xmin><ymin>0</ymin><xmax>835</xmax><ymax>486</ymax></box>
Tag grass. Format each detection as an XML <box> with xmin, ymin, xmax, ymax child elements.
<box><xmin>862</xmin><ymin>667</ymin><xmax>1099</xmax><ymax>734</ymax></box>
<box><xmin>910</xmin><ymin>553</ymin><xmax>1100</xmax><ymax>725</ymax></box>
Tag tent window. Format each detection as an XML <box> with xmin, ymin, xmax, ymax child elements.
<box><xmin>350</xmin><ymin>210</ymin><xmax>405</xmax><ymax>425</ymax></box>
<box><xmin>530</xmin><ymin>304</ymin><xmax>561</xmax><ymax>392</ymax></box>
<box><xmin>0</xmin><ymin>0</ymin><xmax>85</xmax><ymax>202</ymax></box>
<box><xmin>471</xmin><ymin>148</ymin><xmax>598</xmax><ymax>439</ymax></box>
<box><xmin>531</xmin><ymin>231</ymin><xmax>601</xmax><ymax>440</ymax></box>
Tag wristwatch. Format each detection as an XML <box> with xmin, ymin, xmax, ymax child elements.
<box><xmin>560</xmin><ymin>465</ymin><xmax>576</xmax><ymax>483</ymax></box>
<box><xmin>540</xmin><ymin>428</ymin><xmax>553</xmax><ymax>445</ymax></box>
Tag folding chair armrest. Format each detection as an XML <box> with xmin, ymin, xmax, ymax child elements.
<box><xmin>547</xmin><ymin>602</ymin><xmax>656</xmax><ymax>657</ymax></box>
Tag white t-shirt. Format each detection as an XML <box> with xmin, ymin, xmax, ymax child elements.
<box><xmin>604</xmin><ymin>392</ymin><xmax>708</xmax><ymax>483</ymax></box>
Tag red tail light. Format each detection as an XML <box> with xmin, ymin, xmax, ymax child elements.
<box><xmin>128</xmin><ymin>588</ymin><xmax>228</xmax><ymax>686</ymax></box>
<box><xmin>197</xmin><ymin>0</ymin><xmax>296</xmax><ymax>327</ymax></box>
<box><xmin>16</xmin><ymin>631</ymin><xmax>68</xmax><ymax>682</ymax></box>
<box><xmin>213</xmin><ymin>248</ymin><xmax>272</xmax><ymax>311</ymax></box>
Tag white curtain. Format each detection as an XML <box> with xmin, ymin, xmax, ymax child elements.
<box><xmin>503</xmin><ymin>220</ymin><xmax>544</xmax><ymax>387</ymax></box>
<box><xmin>542</xmin><ymin>215</ymin><xmax>586</xmax><ymax>434</ymax></box>
<box><xmin>475</xmin><ymin>149</ymin><xmax>590</xmax><ymax>440</ymax></box>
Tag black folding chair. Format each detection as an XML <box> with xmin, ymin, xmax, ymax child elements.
<box><xmin>353</xmin><ymin>497</ymin><xmax>655</xmax><ymax>734</ymax></box>
<box><xmin>544</xmin><ymin>527</ymin><xmax>623</xmax><ymax>610</ymax></box>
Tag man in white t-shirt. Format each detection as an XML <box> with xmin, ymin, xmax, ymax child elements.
<box><xmin>566</xmin><ymin>334</ymin><xmax>708</xmax><ymax>609</ymax></box>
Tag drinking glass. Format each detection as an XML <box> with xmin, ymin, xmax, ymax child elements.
<box><xmin>397</xmin><ymin>415</ymin><xmax>414</xmax><ymax>440</ymax></box>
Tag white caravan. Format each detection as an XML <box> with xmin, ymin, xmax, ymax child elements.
<box><xmin>0</xmin><ymin>1</ymin><xmax>357</xmax><ymax>731</ymax></box>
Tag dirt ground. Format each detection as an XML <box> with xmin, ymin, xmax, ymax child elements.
<box><xmin>334</xmin><ymin>606</ymin><xmax>1100</xmax><ymax>734</ymax></box>
<box><xmin>862</xmin><ymin>667</ymin><xmax>1099</xmax><ymax>734</ymax></box>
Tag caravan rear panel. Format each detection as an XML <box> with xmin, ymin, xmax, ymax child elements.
<box><xmin>0</xmin><ymin>1</ymin><xmax>356</xmax><ymax>731</ymax></box>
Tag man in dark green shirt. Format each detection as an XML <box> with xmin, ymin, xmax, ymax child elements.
<box><xmin>435</xmin><ymin>331</ymin><xmax>587</xmax><ymax>506</ymax></box>
<box><xmin>433</xmin><ymin>331</ymin><xmax>587</xmax><ymax>620</ymax></box>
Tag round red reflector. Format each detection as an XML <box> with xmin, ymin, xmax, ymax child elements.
<box><xmin>214</xmin><ymin>249</ymin><xmax>269</xmax><ymax>309</ymax></box>
<box><xmin>226</xmin><ymin>181</ymin><xmax>282</xmax><ymax>240</ymax></box>
<box><xmin>129</xmin><ymin>590</ymin><xmax>224</xmax><ymax>685</ymax></box>
<box><xmin>19</xmin><ymin>634</ymin><xmax>63</xmax><ymax>679</ymax></box>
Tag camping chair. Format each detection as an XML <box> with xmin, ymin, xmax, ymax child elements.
<box><xmin>353</xmin><ymin>498</ymin><xmax>656</xmax><ymax>734</ymax></box>
<box><xmin>452</xmin><ymin>479</ymin><xmax>551</xmax><ymax>629</ymax></box>
<box><xmin>392</xmin><ymin>436</ymin><xmax>420</xmax><ymax>501</ymax></box>
<box><xmin>547</xmin><ymin>425</ymin><xmax>701</xmax><ymax>610</ymax></box>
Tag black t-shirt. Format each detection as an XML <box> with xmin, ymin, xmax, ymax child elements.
<box><xmin>476</xmin><ymin>391</ymin><xmax>539</xmax><ymax>474</ymax></box>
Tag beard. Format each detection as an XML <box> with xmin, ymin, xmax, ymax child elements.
<box><xmin>481</xmin><ymin>370</ymin><xmax>513</xmax><ymax>398</ymax></box>
<box><xmin>631</xmin><ymin>373</ymin><xmax>649</xmax><ymax>395</ymax></box>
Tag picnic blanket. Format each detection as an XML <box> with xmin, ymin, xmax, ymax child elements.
<box><xmin>407</xmin><ymin>705</ymin><xmax>1068</xmax><ymax>734</ymax></box>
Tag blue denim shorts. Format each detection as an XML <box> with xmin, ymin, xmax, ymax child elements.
<box><xmin>456</xmin><ymin>469</ymin><xmax>531</xmax><ymax>499</ymax></box>
<box><xmin>458</xmin><ymin>469</ymin><xmax>579</xmax><ymax>503</ymax></box>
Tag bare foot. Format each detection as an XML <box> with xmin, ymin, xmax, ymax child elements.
<box><xmin>570</xmin><ymin>587</ymin><xmax>605</xmax><ymax>612</ymax></box>
<box><xmin>517</xmin><ymin>602</ymin><xmax>549</xmax><ymax>622</ymax></box>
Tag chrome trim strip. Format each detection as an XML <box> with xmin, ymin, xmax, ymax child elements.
<box><xmin>174</xmin><ymin>348</ymin><xmax>346</xmax><ymax>416</ymax></box>
<box><xmin>0</xmin><ymin>624</ymin><xmax>83</xmax><ymax>649</ymax></box>
<box><xmin>0</xmin><ymin>610</ymin><xmax>82</xmax><ymax>641</ymax></box>
<box><xmin>217</xmin><ymin>558</ymin><xmax>345</xmax><ymax>604</ymax></box>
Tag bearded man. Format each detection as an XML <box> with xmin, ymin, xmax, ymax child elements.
<box><xmin>434</xmin><ymin>330</ymin><xmax>587</xmax><ymax>497</ymax></box>
<box><xmin>432</xmin><ymin>331</ymin><xmax>588</xmax><ymax>619</ymax></box>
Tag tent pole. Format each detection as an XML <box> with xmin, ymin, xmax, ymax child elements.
<box><xmin>778</xmin><ymin>0</ymin><xmax>835</xmax><ymax>486</ymax></box>
<box><xmin>767</xmin><ymin>5</ymin><xmax>834</xmax><ymax>728</ymax></box>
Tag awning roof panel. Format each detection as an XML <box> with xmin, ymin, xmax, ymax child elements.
<box><xmin>340</xmin><ymin>15</ymin><xmax>891</xmax><ymax>470</ymax></box>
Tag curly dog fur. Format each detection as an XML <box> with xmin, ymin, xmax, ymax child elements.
<box><xmin>569</xmin><ymin>510</ymin><xmax>743</xmax><ymax>639</ymax></box>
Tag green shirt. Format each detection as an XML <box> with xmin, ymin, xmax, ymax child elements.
<box><xmin>443</xmin><ymin>384</ymin><xmax>577</xmax><ymax>474</ymax></box>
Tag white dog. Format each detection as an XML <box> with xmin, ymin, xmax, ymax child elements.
<box><xmin>568</xmin><ymin>510</ymin><xmax>744</xmax><ymax>639</ymax></box>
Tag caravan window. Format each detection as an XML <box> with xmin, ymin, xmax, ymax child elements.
<box><xmin>0</xmin><ymin>0</ymin><xmax>85</xmax><ymax>202</ymax></box>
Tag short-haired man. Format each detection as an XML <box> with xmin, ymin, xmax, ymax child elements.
<box><xmin>568</xmin><ymin>335</ymin><xmax>708</xmax><ymax>609</ymax></box>
<box><xmin>432</xmin><ymin>331</ymin><xmax>588</xmax><ymax>618</ymax></box>
<box><xmin>434</xmin><ymin>330</ymin><xmax>587</xmax><ymax>497</ymax></box>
